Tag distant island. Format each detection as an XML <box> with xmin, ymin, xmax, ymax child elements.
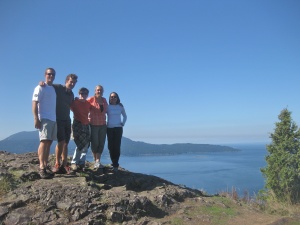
<box><xmin>0</xmin><ymin>131</ymin><xmax>240</xmax><ymax>156</ymax></box>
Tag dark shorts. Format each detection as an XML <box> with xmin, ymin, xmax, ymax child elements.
<box><xmin>57</xmin><ymin>119</ymin><xmax>71</xmax><ymax>143</ymax></box>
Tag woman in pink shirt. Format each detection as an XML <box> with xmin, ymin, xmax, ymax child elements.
<box><xmin>87</xmin><ymin>85</ymin><xmax>108</xmax><ymax>170</ymax></box>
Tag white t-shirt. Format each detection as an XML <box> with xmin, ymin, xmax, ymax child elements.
<box><xmin>32</xmin><ymin>84</ymin><xmax>56</xmax><ymax>121</ymax></box>
<box><xmin>107</xmin><ymin>104</ymin><xmax>127</xmax><ymax>128</ymax></box>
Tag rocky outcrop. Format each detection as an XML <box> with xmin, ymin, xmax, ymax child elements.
<box><xmin>0</xmin><ymin>151</ymin><xmax>203</xmax><ymax>224</ymax></box>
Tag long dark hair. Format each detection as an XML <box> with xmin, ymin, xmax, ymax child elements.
<box><xmin>109</xmin><ymin>92</ymin><xmax>121</xmax><ymax>104</ymax></box>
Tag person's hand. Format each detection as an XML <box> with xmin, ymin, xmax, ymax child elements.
<box><xmin>34</xmin><ymin>118</ymin><xmax>41</xmax><ymax>129</ymax></box>
<box><xmin>39</xmin><ymin>81</ymin><xmax>45</xmax><ymax>86</ymax></box>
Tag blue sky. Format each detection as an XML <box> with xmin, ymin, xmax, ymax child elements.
<box><xmin>0</xmin><ymin>0</ymin><xmax>299</xmax><ymax>144</ymax></box>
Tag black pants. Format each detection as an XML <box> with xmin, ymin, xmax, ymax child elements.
<box><xmin>107</xmin><ymin>127</ymin><xmax>123</xmax><ymax>168</ymax></box>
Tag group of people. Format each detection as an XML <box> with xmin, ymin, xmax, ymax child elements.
<box><xmin>32</xmin><ymin>68</ymin><xmax>127</xmax><ymax>179</ymax></box>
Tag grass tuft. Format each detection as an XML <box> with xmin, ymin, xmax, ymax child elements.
<box><xmin>0</xmin><ymin>175</ymin><xmax>15</xmax><ymax>196</ymax></box>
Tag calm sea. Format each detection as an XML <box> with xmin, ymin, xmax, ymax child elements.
<box><xmin>85</xmin><ymin>143</ymin><xmax>268</xmax><ymax>196</ymax></box>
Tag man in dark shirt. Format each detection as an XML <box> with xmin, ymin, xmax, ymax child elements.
<box><xmin>52</xmin><ymin>74</ymin><xmax>78</xmax><ymax>174</ymax></box>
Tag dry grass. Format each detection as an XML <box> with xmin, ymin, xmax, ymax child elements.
<box><xmin>0</xmin><ymin>175</ymin><xmax>14</xmax><ymax>197</ymax></box>
<box><xmin>218</xmin><ymin>187</ymin><xmax>300</xmax><ymax>221</ymax></box>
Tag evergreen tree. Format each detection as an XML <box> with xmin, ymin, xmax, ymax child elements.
<box><xmin>261</xmin><ymin>108</ymin><xmax>300</xmax><ymax>203</ymax></box>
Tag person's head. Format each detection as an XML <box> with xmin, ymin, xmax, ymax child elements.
<box><xmin>109</xmin><ymin>92</ymin><xmax>120</xmax><ymax>105</ymax></box>
<box><xmin>78</xmin><ymin>87</ymin><xmax>89</xmax><ymax>100</ymax></box>
<box><xmin>65</xmin><ymin>74</ymin><xmax>78</xmax><ymax>90</ymax></box>
<box><xmin>44</xmin><ymin>68</ymin><xmax>56</xmax><ymax>85</ymax></box>
<box><xmin>94</xmin><ymin>85</ymin><xmax>104</xmax><ymax>98</ymax></box>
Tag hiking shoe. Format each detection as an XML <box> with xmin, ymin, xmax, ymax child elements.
<box><xmin>113</xmin><ymin>167</ymin><xmax>118</xmax><ymax>173</ymax></box>
<box><xmin>45</xmin><ymin>165</ymin><xmax>55</xmax><ymax>177</ymax></box>
<box><xmin>99</xmin><ymin>163</ymin><xmax>105</xmax><ymax>169</ymax></box>
<box><xmin>52</xmin><ymin>163</ymin><xmax>61</xmax><ymax>173</ymax></box>
<box><xmin>39</xmin><ymin>168</ymin><xmax>52</xmax><ymax>179</ymax></box>
<box><xmin>61</xmin><ymin>165</ymin><xmax>73</xmax><ymax>175</ymax></box>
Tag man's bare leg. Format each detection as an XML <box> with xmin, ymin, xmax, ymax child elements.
<box><xmin>38</xmin><ymin>140</ymin><xmax>52</xmax><ymax>169</ymax></box>
<box><xmin>38</xmin><ymin>140</ymin><xmax>52</xmax><ymax>178</ymax></box>
<box><xmin>55</xmin><ymin>142</ymin><xmax>64</xmax><ymax>166</ymax></box>
<box><xmin>45</xmin><ymin>141</ymin><xmax>52</xmax><ymax>166</ymax></box>
<box><xmin>61</xmin><ymin>142</ymin><xmax>68</xmax><ymax>166</ymax></box>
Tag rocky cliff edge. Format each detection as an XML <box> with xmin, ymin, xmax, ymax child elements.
<box><xmin>0</xmin><ymin>151</ymin><xmax>204</xmax><ymax>225</ymax></box>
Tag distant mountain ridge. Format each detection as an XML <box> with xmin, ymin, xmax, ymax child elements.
<box><xmin>0</xmin><ymin>131</ymin><xmax>240</xmax><ymax>155</ymax></box>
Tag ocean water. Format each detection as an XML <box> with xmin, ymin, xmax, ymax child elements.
<box><xmin>85</xmin><ymin>143</ymin><xmax>267</xmax><ymax>196</ymax></box>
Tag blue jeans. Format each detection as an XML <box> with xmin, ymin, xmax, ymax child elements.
<box><xmin>71</xmin><ymin>142</ymin><xmax>89</xmax><ymax>165</ymax></box>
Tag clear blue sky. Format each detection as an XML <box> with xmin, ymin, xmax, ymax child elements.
<box><xmin>1</xmin><ymin>0</ymin><xmax>299</xmax><ymax>144</ymax></box>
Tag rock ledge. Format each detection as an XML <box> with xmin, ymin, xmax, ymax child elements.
<box><xmin>0</xmin><ymin>151</ymin><xmax>203</xmax><ymax>224</ymax></box>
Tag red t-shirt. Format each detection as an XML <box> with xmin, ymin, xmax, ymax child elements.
<box><xmin>70</xmin><ymin>99</ymin><xmax>91</xmax><ymax>125</ymax></box>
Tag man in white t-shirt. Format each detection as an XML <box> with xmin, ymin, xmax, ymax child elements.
<box><xmin>32</xmin><ymin>68</ymin><xmax>57</xmax><ymax>179</ymax></box>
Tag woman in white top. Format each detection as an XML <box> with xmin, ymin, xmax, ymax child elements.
<box><xmin>106</xmin><ymin>92</ymin><xmax>127</xmax><ymax>172</ymax></box>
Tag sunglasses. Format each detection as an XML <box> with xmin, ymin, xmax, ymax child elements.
<box><xmin>80</xmin><ymin>92</ymin><xmax>88</xmax><ymax>95</ymax></box>
<box><xmin>110</xmin><ymin>96</ymin><xmax>117</xmax><ymax>99</ymax></box>
<box><xmin>47</xmin><ymin>73</ymin><xmax>55</xmax><ymax>76</ymax></box>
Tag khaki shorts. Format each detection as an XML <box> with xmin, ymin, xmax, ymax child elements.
<box><xmin>39</xmin><ymin>119</ymin><xmax>57</xmax><ymax>141</ymax></box>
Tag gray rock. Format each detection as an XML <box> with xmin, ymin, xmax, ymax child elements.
<box><xmin>0</xmin><ymin>151</ymin><xmax>203</xmax><ymax>224</ymax></box>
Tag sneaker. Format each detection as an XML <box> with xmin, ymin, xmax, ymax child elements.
<box><xmin>107</xmin><ymin>164</ymin><xmax>114</xmax><ymax>169</ymax></box>
<box><xmin>71</xmin><ymin>164</ymin><xmax>78</xmax><ymax>171</ymax></box>
<box><xmin>39</xmin><ymin>168</ymin><xmax>52</xmax><ymax>179</ymax></box>
<box><xmin>78</xmin><ymin>164</ymin><xmax>86</xmax><ymax>172</ymax></box>
<box><xmin>94</xmin><ymin>161</ymin><xmax>100</xmax><ymax>169</ymax></box>
<box><xmin>52</xmin><ymin>163</ymin><xmax>61</xmax><ymax>173</ymax></box>
<box><xmin>45</xmin><ymin>165</ymin><xmax>55</xmax><ymax>177</ymax></box>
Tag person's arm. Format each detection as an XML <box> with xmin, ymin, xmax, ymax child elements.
<box><xmin>88</xmin><ymin>101</ymin><xmax>93</xmax><ymax>110</ymax></box>
<box><xmin>70</xmin><ymin>91</ymin><xmax>75</xmax><ymax>105</ymax></box>
<box><xmin>70</xmin><ymin>99</ymin><xmax>75</xmax><ymax>112</ymax></box>
<box><xmin>121</xmin><ymin>106</ymin><xmax>127</xmax><ymax>126</ymax></box>
<box><xmin>32</xmin><ymin>101</ymin><xmax>41</xmax><ymax>129</ymax></box>
<box><xmin>39</xmin><ymin>82</ymin><xmax>59</xmax><ymax>87</ymax></box>
<box><xmin>70</xmin><ymin>98</ymin><xmax>81</xmax><ymax>112</ymax></box>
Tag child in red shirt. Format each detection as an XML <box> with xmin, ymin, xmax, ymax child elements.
<box><xmin>70</xmin><ymin>87</ymin><xmax>92</xmax><ymax>171</ymax></box>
